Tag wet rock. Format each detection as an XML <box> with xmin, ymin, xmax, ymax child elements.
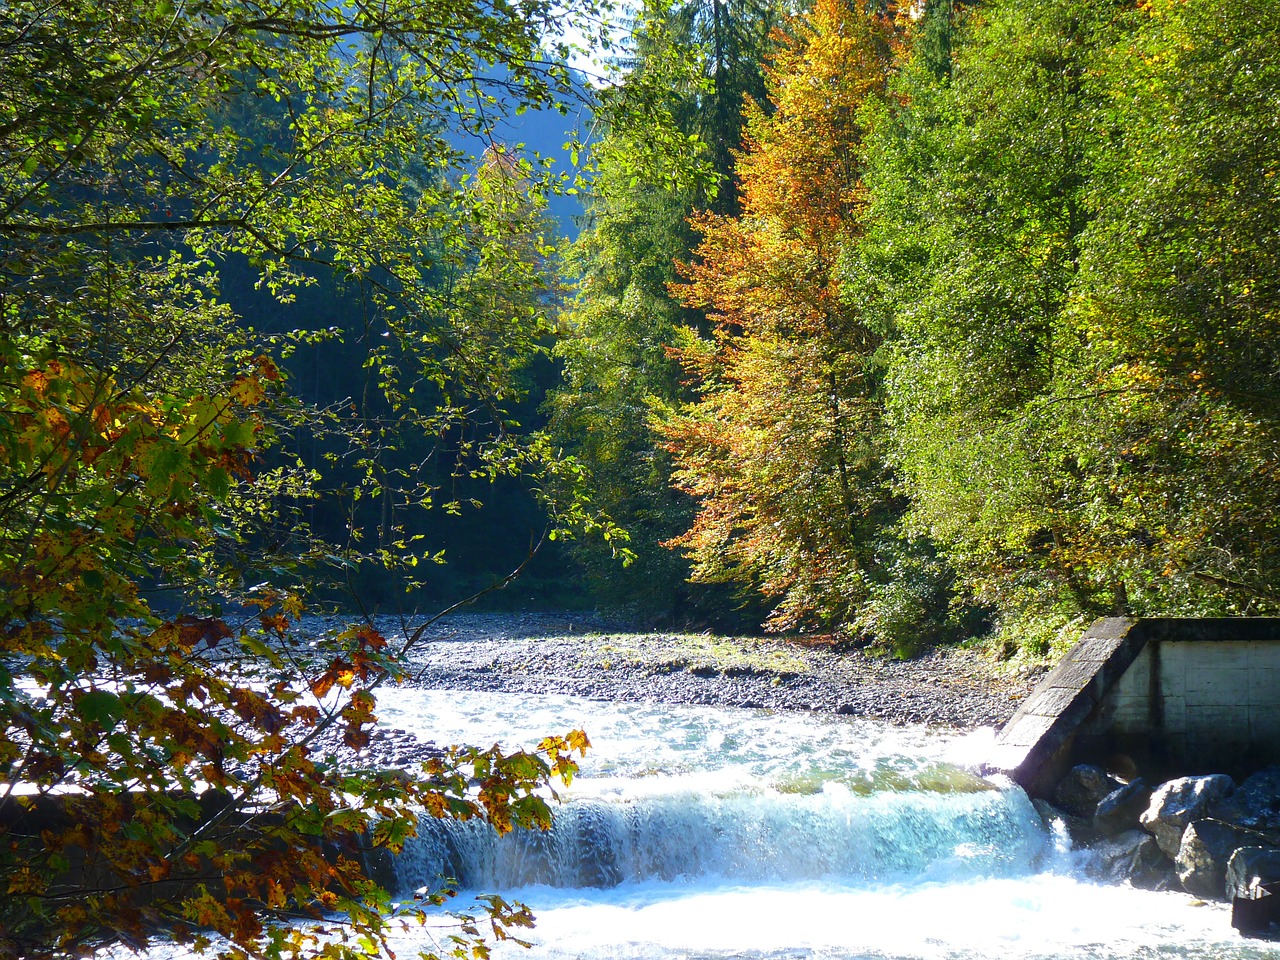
<box><xmin>1093</xmin><ymin>779</ymin><xmax>1153</xmax><ymax>838</ymax></box>
<box><xmin>1032</xmin><ymin>798</ymin><xmax>1065</xmax><ymax>826</ymax></box>
<box><xmin>1229</xmin><ymin>847</ymin><xmax>1280</xmax><ymax>938</ymax></box>
<box><xmin>1087</xmin><ymin>829</ymin><xmax>1173</xmax><ymax>890</ymax></box>
<box><xmin>1227</xmin><ymin>846</ymin><xmax>1280</xmax><ymax>899</ymax></box>
<box><xmin>1104</xmin><ymin>753</ymin><xmax>1140</xmax><ymax>783</ymax></box>
<box><xmin>1140</xmin><ymin>775</ymin><xmax>1236</xmax><ymax>858</ymax></box>
<box><xmin>1176</xmin><ymin>819</ymin><xmax>1269</xmax><ymax>900</ymax></box>
<box><xmin>1232</xmin><ymin>887</ymin><xmax>1280</xmax><ymax>940</ymax></box>
<box><xmin>1212</xmin><ymin>765</ymin><xmax>1280</xmax><ymax>832</ymax></box>
<box><xmin>1054</xmin><ymin>764</ymin><xmax>1122</xmax><ymax>818</ymax></box>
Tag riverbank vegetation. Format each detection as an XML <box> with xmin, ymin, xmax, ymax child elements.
<box><xmin>0</xmin><ymin>0</ymin><xmax>616</xmax><ymax>955</ymax></box>
<box><xmin>1</xmin><ymin>0</ymin><xmax>1277</xmax><ymax>954</ymax></box>
<box><xmin>557</xmin><ymin>0</ymin><xmax>1280</xmax><ymax>658</ymax></box>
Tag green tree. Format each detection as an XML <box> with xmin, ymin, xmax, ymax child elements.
<box><xmin>861</xmin><ymin>0</ymin><xmax>1280</xmax><ymax>657</ymax></box>
<box><xmin>0</xmin><ymin>0</ymin><xmax>621</xmax><ymax>955</ymax></box>
<box><xmin>677</xmin><ymin>0</ymin><xmax>779</xmax><ymax>214</ymax></box>
<box><xmin>1068</xmin><ymin>0</ymin><xmax>1280</xmax><ymax>615</ymax></box>
<box><xmin>545</xmin><ymin>0</ymin><xmax>775</xmax><ymax>624</ymax></box>
<box><xmin>864</xmin><ymin>0</ymin><xmax>1141</xmax><ymax>654</ymax></box>
<box><xmin>547</xmin><ymin>163</ymin><xmax>701</xmax><ymax>616</ymax></box>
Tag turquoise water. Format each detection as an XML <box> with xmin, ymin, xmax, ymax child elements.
<box><xmin>375</xmin><ymin>689</ymin><xmax>1280</xmax><ymax>960</ymax></box>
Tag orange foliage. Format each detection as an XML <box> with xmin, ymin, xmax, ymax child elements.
<box><xmin>658</xmin><ymin>0</ymin><xmax>897</xmax><ymax>630</ymax></box>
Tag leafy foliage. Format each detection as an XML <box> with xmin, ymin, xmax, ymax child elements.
<box><xmin>1072</xmin><ymin>0</ymin><xmax>1280</xmax><ymax>614</ymax></box>
<box><xmin>861</xmin><ymin>0</ymin><xmax>1280</xmax><ymax>653</ymax></box>
<box><xmin>655</xmin><ymin>0</ymin><xmax>902</xmax><ymax>634</ymax></box>
<box><xmin>573</xmin><ymin>0</ymin><xmax>1279</xmax><ymax>654</ymax></box>
<box><xmin>5</xmin><ymin>1</ymin><xmax>1278</xmax><ymax>953</ymax></box>
<box><xmin>0</xmin><ymin>0</ymin><xmax>622</xmax><ymax>955</ymax></box>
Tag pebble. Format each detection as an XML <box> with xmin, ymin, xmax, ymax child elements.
<box><xmin>305</xmin><ymin>612</ymin><xmax>1036</xmax><ymax>769</ymax></box>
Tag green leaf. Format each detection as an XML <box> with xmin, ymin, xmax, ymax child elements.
<box><xmin>76</xmin><ymin>690</ymin><xmax>121</xmax><ymax>729</ymax></box>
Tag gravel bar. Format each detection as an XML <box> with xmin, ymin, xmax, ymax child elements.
<box><xmin>386</xmin><ymin>611</ymin><xmax>1040</xmax><ymax>729</ymax></box>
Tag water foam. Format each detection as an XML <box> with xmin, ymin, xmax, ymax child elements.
<box><xmin>378</xmin><ymin>689</ymin><xmax>1280</xmax><ymax>960</ymax></box>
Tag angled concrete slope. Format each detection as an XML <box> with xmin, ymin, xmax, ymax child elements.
<box><xmin>987</xmin><ymin>618</ymin><xmax>1280</xmax><ymax>797</ymax></box>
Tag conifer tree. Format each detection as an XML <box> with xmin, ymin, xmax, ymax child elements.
<box><xmin>547</xmin><ymin>0</ymin><xmax>776</xmax><ymax>622</ymax></box>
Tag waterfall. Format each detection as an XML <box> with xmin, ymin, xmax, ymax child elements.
<box><xmin>368</xmin><ymin>687</ymin><xmax>1262</xmax><ymax>960</ymax></box>
<box><xmin>396</xmin><ymin>783</ymin><xmax>1047</xmax><ymax>893</ymax></box>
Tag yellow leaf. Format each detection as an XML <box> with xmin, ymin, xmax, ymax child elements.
<box><xmin>229</xmin><ymin>375</ymin><xmax>266</xmax><ymax>406</ymax></box>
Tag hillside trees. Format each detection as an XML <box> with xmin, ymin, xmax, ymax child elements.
<box><xmin>1068</xmin><ymin>0</ymin><xmax>1280</xmax><ymax>615</ymax></box>
<box><xmin>861</xmin><ymin>0</ymin><xmax>1280</xmax><ymax>654</ymax></box>
<box><xmin>548</xmin><ymin>0</ymin><xmax>1279</xmax><ymax>652</ymax></box>
<box><xmin>655</xmin><ymin>0</ymin><xmax>913</xmax><ymax>636</ymax></box>
<box><xmin>0</xmin><ymin>0</ymin><xmax>618</xmax><ymax>955</ymax></box>
<box><xmin>858</xmin><ymin>0</ymin><xmax>1133</xmax><ymax>650</ymax></box>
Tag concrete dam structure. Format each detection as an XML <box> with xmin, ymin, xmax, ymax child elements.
<box><xmin>987</xmin><ymin>618</ymin><xmax>1280</xmax><ymax>796</ymax></box>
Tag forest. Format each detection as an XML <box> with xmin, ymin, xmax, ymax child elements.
<box><xmin>553</xmin><ymin>0</ymin><xmax>1280</xmax><ymax>659</ymax></box>
<box><xmin>1</xmin><ymin>0</ymin><xmax>1277</xmax><ymax>955</ymax></box>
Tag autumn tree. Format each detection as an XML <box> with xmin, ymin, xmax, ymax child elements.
<box><xmin>0</xmin><ymin>0</ymin><xmax>624</xmax><ymax>955</ymax></box>
<box><xmin>655</xmin><ymin>0</ymin><xmax>926</xmax><ymax>639</ymax></box>
<box><xmin>545</xmin><ymin>0</ymin><xmax>776</xmax><ymax>623</ymax></box>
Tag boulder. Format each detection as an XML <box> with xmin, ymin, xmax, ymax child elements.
<box><xmin>1053</xmin><ymin>765</ymin><xmax>1122</xmax><ymax>818</ymax></box>
<box><xmin>1140</xmin><ymin>775</ymin><xmax>1236</xmax><ymax>858</ymax></box>
<box><xmin>1093</xmin><ymin>779</ymin><xmax>1153</xmax><ymax>838</ymax></box>
<box><xmin>1212</xmin><ymin>765</ymin><xmax>1280</xmax><ymax>832</ymax></box>
<box><xmin>1087</xmin><ymin>829</ymin><xmax>1173</xmax><ymax>890</ymax></box>
<box><xmin>1104</xmin><ymin>753</ymin><xmax>1140</xmax><ymax>784</ymax></box>
<box><xmin>1032</xmin><ymin>798</ymin><xmax>1065</xmax><ymax>826</ymax></box>
<box><xmin>1176</xmin><ymin>819</ymin><xmax>1268</xmax><ymax>900</ymax></box>
<box><xmin>1227</xmin><ymin>846</ymin><xmax>1280</xmax><ymax>900</ymax></box>
<box><xmin>1228</xmin><ymin>846</ymin><xmax>1280</xmax><ymax>939</ymax></box>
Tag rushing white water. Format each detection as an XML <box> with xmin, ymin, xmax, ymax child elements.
<box><xmin>375</xmin><ymin>688</ymin><xmax>1280</xmax><ymax>960</ymax></box>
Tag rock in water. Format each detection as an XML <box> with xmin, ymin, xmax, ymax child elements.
<box><xmin>1032</xmin><ymin>798</ymin><xmax>1091</xmax><ymax>843</ymax></box>
<box><xmin>1212</xmin><ymin>766</ymin><xmax>1280</xmax><ymax>832</ymax></box>
<box><xmin>1088</xmin><ymin>829</ymin><xmax>1172</xmax><ymax>890</ymax></box>
<box><xmin>1232</xmin><ymin>887</ymin><xmax>1280</xmax><ymax>939</ymax></box>
<box><xmin>1177</xmin><ymin>819</ymin><xmax>1269</xmax><ymax>900</ymax></box>
<box><xmin>1227</xmin><ymin>846</ymin><xmax>1280</xmax><ymax>900</ymax></box>
<box><xmin>1228</xmin><ymin>846</ymin><xmax>1280</xmax><ymax>938</ymax></box>
<box><xmin>1141</xmin><ymin>775</ymin><xmax>1236</xmax><ymax>858</ymax></box>
<box><xmin>1094</xmin><ymin>779</ymin><xmax>1153</xmax><ymax>838</ymax></box>
<box><xmin>1054</xmin><ymin>764</ymin><xmax>1122</xmax><ymax>818</ymax></box>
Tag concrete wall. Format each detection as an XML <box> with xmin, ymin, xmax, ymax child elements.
<box><xmin>1087</xmin><ymin>636</ymin><xmax>1280</xmax><ymax>780</ymax></box>
<box><xmin>988</xmin><ymin>618</ymin><xmax>1280</xmax><ymax>796</ymax></box>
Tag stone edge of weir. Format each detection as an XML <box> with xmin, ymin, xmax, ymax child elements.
<box><xmin>984</xmin><ymin>616</ymin><xmax>1280</xmax><ymax>798</ymax></box>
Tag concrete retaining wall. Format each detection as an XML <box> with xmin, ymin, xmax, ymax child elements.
<box><xmin>987</xmin><ymin>618</ymin><xmax>1280</xmax><ymax>796</ymax></box>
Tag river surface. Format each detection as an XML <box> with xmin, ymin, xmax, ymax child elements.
<box><xmin>371</xmin><ymin>688</ymin><xmax>1280</xmax><ymax>960</ymax></box>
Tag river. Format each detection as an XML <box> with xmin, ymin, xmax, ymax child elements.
<box><xmin>371</xmin><ymin>687</ymin><xmax>1280</xmax><ymax>960</ymax></box>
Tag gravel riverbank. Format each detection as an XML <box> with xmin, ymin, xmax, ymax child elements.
<box><xmin>382</xmin><ymin>611</ymin><xmax>1039</xmax><ymax>729</ymax></box>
